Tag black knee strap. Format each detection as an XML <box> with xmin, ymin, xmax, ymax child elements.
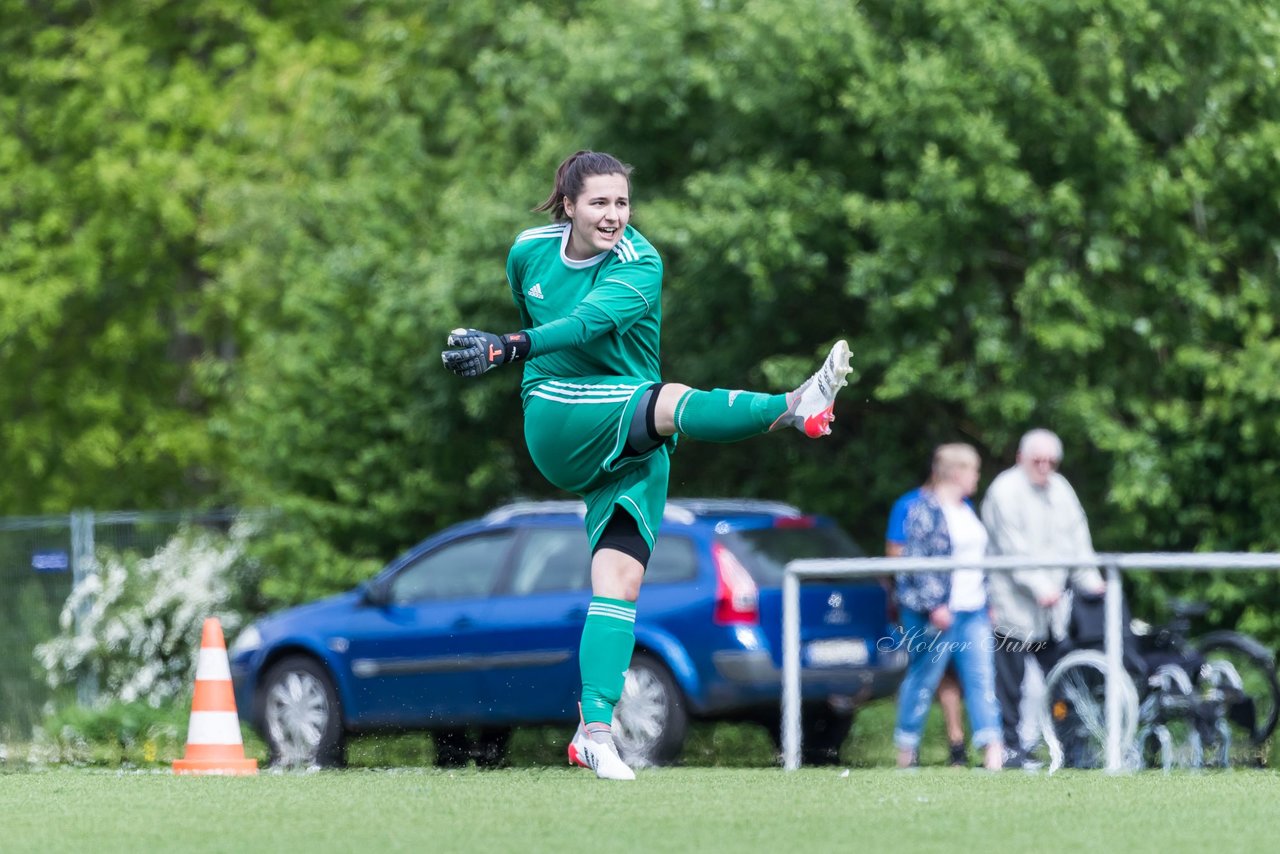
<box><xmin>623</xmin><ymin>382</ymin><xmax>666</xmax><ymax>456</ymax></box>
<box><xmin>593</xmin><ymin>510</ymin><xmax>652</xmax><ymax>568</ymax></box>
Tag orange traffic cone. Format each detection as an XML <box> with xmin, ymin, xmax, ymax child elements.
<box><xmin>173</xmin><ymin>617</ymin><xmax>258</xmax><ymax>775</ymax></box>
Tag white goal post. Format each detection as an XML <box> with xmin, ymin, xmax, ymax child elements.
<box><xmin>782</xmin><ymin>552</ymin><xmax>1280</xmax><ymax>772</ymax></box>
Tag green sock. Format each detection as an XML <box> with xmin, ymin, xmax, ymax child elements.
<box><xmin>673</xmin><ymin>388</ymin><xmax>789</xmax><ymax>442</ymax></box>
<box><xmin>579</xmin><ymin>597</ymin><xmax>637</xmax><ymax>727</ymax></box>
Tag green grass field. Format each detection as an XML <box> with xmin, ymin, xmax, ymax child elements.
<box><xmin>6</xmin><ymin>698</ymin><xmax>1279</xmax><ymax>852</ymax></box>
<box><xmin>1</xmin><ymin>766</ymin><xmax>1277</xmax><ymax>853</ymax></box>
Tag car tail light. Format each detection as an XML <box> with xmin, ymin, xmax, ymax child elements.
<box><xmin>880</xmin><ymin>576</ymin><xmax>899</xmax><ymax>624</ymax></box>
<box><xmin>713</xmin><ymin>542</ymin><xmax>759</xmax><ymax>625</ymax></box>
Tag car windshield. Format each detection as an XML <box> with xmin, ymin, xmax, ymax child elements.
<box><xmin>724</xmin><ymin>524</ymin><xmax>864</xmax><ymax>586</ymax></box>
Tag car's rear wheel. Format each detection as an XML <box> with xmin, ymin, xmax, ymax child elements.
<box><xmin>613</xmin><ymin>653</ymin><xmax>688</xmax><ymax>767</ymax></box>
<box><xmin>763</xmin><ymin>703</ymin><xmax>857</xmax><ymax>766</ymax></box>
<box><xmin>800</xmin><ymin>705</ymin><xmax>856</xmax><ymax>766</ymax></box>
<box><xmin>474</xmin><ymin>727</ymin><xmax>513</xmax><ymax>769</ymax></box>
<box><xmin>259</xmin><ymin>655</ymin><xmax>346</xmax><ymax>769</ymax></box>
<box><xmin>432</xmin><ymin>728</ymin><xmax>472</xmax><ymax>768</ymax></box>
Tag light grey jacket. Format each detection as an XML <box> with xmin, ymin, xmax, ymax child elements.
<box><xmin>980</xmin><ymin>465</ymin><xmax>1104</xmax><ymax>642</ymax></box>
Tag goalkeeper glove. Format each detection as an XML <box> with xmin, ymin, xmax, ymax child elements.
<box><xmin>441</xmin><ymin>328</ymin><xmax>530</xmax><ymax>377</ymax></box>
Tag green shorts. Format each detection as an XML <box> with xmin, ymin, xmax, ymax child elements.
<box><xmin>522</xmin><ymin>377</ymin><xmax>673</xmax><ymax>550</ymax></box>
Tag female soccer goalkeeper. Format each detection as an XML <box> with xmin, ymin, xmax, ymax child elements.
<box><xmin>443</xmin><ymin>150</ymin><xmax>852</xmax><ymax>779</ymax></box>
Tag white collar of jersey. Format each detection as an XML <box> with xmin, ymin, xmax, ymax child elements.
<box><xmin>559</xmin><ymin>226</ymin><xmax>612</xmax><ymax>270</ymax></box>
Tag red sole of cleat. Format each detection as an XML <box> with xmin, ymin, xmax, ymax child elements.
<box><xmin>803</xmin><ymin>406</ymin><xmax>836</xmax><ymax>438</ymax></box>
<box><xmin>568</xmin><ymin>744</ymin><xmax>587</xmax><ymax>769</ymax></box>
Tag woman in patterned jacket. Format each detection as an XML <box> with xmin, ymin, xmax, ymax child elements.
<box><xmin>893</xmin><ymin>443</ymin><xmax>1004</xmax><ymax>770</ymax></box>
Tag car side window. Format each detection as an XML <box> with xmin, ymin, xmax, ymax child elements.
<box><xmin>644</xmin><ymin>536</ymin><xmax>697</xmax><ymax>584</ymax></box>
<box><xmin>389</xmin><ymin>532</ymin><xmax>513</xmax><ymax>604</ymax></box>
<box><xmin>509</xmin><ymin>529</ymin><xmax>591</xmax><ymax>596</ymax></box>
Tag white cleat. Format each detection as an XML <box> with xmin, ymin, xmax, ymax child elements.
<box><xmin>773</xmin><ymin>339</ymin><xmax>853</xmax><ymax>438</ymax></box>
<box><xmin>568</xmin><ymin>728</ymin><xmax>636</xmax><ymax>781</ymax></box>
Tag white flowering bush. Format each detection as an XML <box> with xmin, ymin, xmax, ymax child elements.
<box><xmin>34</xmin><ymin>521</ymin><xmax>256</xmax><ymax>708</ymax></box>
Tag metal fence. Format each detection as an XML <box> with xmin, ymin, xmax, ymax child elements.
<box><xmin>781</xmin><ymin>552</ymin><xmax>1280</xmax><ymax>772</ymax></box>
<box><xmin>0</xmin><ymin>508</ymin><xmax>245</xmax><ymax>741</ymax></box>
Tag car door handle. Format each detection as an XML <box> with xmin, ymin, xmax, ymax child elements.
<box><xmin>567</xmin><ymin>607</ymin><xmax>587</xmax><ymax>622</ymax></box>
<box><xmin>452</xmin><ymin>615</ymin><xmax>474</xmax><ymax>629</ymax></box>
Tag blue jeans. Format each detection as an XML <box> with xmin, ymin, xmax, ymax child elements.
<box><xmin>892</xmin><ymin>608</ymin><xmax>1002</xmax><ymax>750</ymax></box>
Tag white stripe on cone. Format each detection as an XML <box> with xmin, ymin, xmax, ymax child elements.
<box><xmin>196</xmin><ymin>647</ymin><xmax>232</xmax><ymax>681</ymax></box>
<box><xmin>186</xmin><ymin>711</ymin><xmax>245</xmax><ymax>745</ymax></box>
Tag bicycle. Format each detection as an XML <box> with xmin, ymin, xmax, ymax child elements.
<box><xmin>1041</xmin><ymin>597</ymin><xmax>1280</xmax><ymax>771</ymax></box>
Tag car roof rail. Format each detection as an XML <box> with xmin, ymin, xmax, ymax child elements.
<box><xmin>667</xmin><ymin>498</ymin><xmax>804</xmax><ymax>518</ymax></box>
<box><xmin>484</xmin><ymin>500</ymin><xmax>698</xmax><ymax>526</ymax></box>
<box><xmin>483</xmin><ymin>497</ymin><xmax>805</xmax><ymax>526</ymax></box>
<box><xmin>483</xmin><ymin>500</ymin><xmax>586</xmax><ymax>523</ymax></box>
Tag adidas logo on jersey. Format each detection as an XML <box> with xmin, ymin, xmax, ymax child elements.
<box><xmin>528</xmin><ymin>283</ymin><xmax>545</xmax><ymax>300</ymax></box>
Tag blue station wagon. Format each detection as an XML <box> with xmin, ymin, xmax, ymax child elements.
<box><xmin>229</xmin><ymin>499</ymin><xmax>907</xmax><ymax>767</ymax></box>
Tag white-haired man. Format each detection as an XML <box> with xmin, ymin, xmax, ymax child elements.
<box><xmin>981</xmin><ymin>428</ymin><xmax>1104</xmax><ymax>769</ymax></box>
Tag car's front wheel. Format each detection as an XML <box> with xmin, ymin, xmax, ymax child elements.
<box><xmin>431</xmin><ymin>727</ymin><xmax>512</xmax><ymax>769</ymax></box>
<box><xmin>259</xmin><ymin>655</ymin><xmax>347</xmax><ymax>769</ymax></box>
<box><xmin>613</xmin><ymin>652</ymin><xmax>688</xmax><ymax>767</ymax></box>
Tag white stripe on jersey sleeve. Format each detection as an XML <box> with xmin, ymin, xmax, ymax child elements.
<box><xmin>602</xmin><ymin>277</ymin><xmax>649</xmax><ymax>310</ymax></box>
<box><xmin>612</xmin><ymin>237</ymin><xmax>640</xmax><ymax>263</ymax></box>
<box><xmin>517</xmin><ymin>223</ymin><xmax>569</xmax><ymax>242</ymax></box>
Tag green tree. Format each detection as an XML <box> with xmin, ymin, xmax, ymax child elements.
<box><xmin>6</xmin><ymin>0</ymin><xmax>1280</xmax><ymax>640</ymax></box>
<box><xmin>0</xmin><ymin>0</ymin><xmax>268</xmax><ymax>512</ymax></box>
<box><xmin>414</xmin><ymin>0</ymin><xmax>1280</xmax><ymax>633</ymax></box>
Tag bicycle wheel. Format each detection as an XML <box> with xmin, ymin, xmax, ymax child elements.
<box><xmin>1197</xmin><ymin>631</ymin><xmax>1280</xmax><ymax>761</ymax></box>
<box><xmin>1136</xmin><ymin>664</ymin><xmax>1203</xmax><ymax>771</ymax></box>
<box><xmin>1041</xmin><ymin>649</ymin><xmax>1140</xmax><ymax>772</ymax></box>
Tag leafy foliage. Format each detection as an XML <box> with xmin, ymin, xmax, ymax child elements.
<box><xmin>5</xmin><ymin>1</ymin><xmax>1280</xmax><ymax>639</ymax></box>
<box><xmin>33</xmin><ymin>523</ymin><xmax>251</xmax><ymax>707</ymax></box>
<box><xmin>31</xmin><ymin>700</ymin><xmax>190</xmax><ymax>767</ymax></box>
